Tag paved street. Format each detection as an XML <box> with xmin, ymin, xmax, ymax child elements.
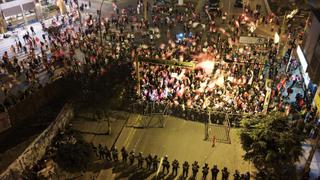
<box><xmin>68</xmin><ymin>112</ymin><xmax>254</xmax><ymax>180</ymax></box>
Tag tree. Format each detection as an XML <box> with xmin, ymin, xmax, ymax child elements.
<box><xmin>55</xmin><ymin>140</ymin><xmax>93</xmax><ymax>172</ymax></box>
<box><xmin>240</xmin><ymin>112</ymin><xmax>305</xmax><ymax>179</ymax></box>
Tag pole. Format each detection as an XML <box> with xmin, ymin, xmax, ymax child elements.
<box><xmin>135</xmin><ymin>57</ymin><xmax>141</xmax><ymax>96</ymax></box>
<box><xmin>303</xmin><ymin>125</ymin><xmax>320</xmax><ymax>178</ymax></box>
<box><xmin>278</xmin><ymin>12</ymin><xmax>286</xmax><ymax>57</ymax></box>
<box><xmin>76</xmin><ymin>0</ymin><xmax>82</xmax><ymax>23</ymax></box>
<box><xmin>144</xmin><ymin>0</ymin><xmax>148</xmax><ymax>20</ymax></box>
<box><xmin>99</xmin><ymin>0</ymin><xmax>105</xmax><ymax>45</ymax></box>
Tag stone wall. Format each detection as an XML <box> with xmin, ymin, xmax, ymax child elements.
<box><xmin>0</xmin><ymin>103</ymin><xmax>74</xmax><ymax>180</ymax></box>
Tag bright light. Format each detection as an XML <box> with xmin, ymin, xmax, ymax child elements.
<box><xmin>196</xmin><ymin>61</ymin><xmax>215</xmax><ymax>74</ymax></box>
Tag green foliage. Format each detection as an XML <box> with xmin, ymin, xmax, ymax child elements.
<box><xmin>240</xmin><ymin>112</ymin><xmax>305</xmax><ymax>178</ymax></box>
<box><xmin>55</xmin><ymin>140</ymin><xmax>93</xmax><ymax>172</ymax></box>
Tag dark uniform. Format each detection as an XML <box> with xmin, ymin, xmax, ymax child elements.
<box><xmin>211</xmin><ymin>165</ymin><xmax>219</xmax><ymax>180</ymax></box>
<box><xmin>146</xmin><ymin>154</ymin><xmax>152</xmax><ymax>170</ymax></box>
<box><xmin>121</xmin><ymin>147</ymin><xmax>128</xmax><ymax>163</ymax></box>
<box><xmin>152</xmin><ymin>155</ymin><xmax>159</xmax><ymax>171</ymax></box>
<box><xmin>91</xmin><ymin>143</ymin><xmax>98</xmax><ymax>157</ymax></box>
<box><xmin>104</xmin><ymin>146</ymin><xmax>112</xmax><ymax>161</ymax></box>
<box><xmin>137</xmin><ymin>152</ymin><xmax>144</xmax><ymax>168</ymax></box>
<box><xmin>129</xmin><ymin>151</ymin><xmax>135</xmax><ymax>165</ymax></box>
<box><xmin>222</xmin><ymin>167</ymin><xmax>230</xmax><ymax>180</ymax></box>
<box><xmin>244</xmin><ymin>172</ymin><xmax>250</xmax><ymax>180</ymax></box>
<box><xmin>182</xmin><ymin>161</ymin><xmax>189</xmax><ymax>177</ymax></box>
<box><xmin>162</xmin><ymin>156</ymin><xmax>170</xmax><ymax>174</ymax></box>
<box><xmin>171</xmin><ymin>159</ymin><xmax>179</xmax><ymax>176</ymax></box>
<box><xmin>202</xmin><ymin>163</ymin><xmax>209</xmax><ymax>179</ymax></box>
<box><xmin>98</xmin><ymin>144</ymin><xmax>104</xmax><ymax>159</ymax></box>
<box><xmin>112</xmin><ymin>147</ymin><xmax>119</xmax><ymax>161</ymax></box>
<box><xmin>233</xmin><ymin>170</ymin><xmax>240</xmax><ymax>180</ymax></box>
<box><xmin>192</xmin><ymin>161</ymin><xmax>199</xmax><ymax>178</ymax></box>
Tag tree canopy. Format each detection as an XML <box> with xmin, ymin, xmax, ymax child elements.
<box><xmin>240</xmin><ymin>112</ymin><xmax>306</xmax><ymax>178</ymax></box>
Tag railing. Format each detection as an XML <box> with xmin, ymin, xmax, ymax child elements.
<box><xmin>128</xmin><ymin>100</ymin><xmax>248</xmax><ymax>127</ymax></box>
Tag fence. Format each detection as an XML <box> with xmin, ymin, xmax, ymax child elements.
<box><xmin>0</xmin><ymin>103</ymin><xmax>74</xmax><ymax>180</ymax></box>
<box><xmin>128</xmin><ymin>100</ymin><xmax>246</xmax><ymax>126</ymax></box>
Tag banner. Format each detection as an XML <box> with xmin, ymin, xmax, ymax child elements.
<box><xmin>239</xmin><ymin>36</ymin><xmax>266</xmax><ymax>44</ymax></box>
<box><xmin>139</xmin><ymin>58</ymin><xmax>195</xmax><ymax>68</ymax></box>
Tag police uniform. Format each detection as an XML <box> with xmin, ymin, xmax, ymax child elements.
<box><xmin>172</xmin><ymin>159</ymin><xmax>179</xmax><ymax>176</ymax></box>
<box><xmin>192</xmin><ymin>161</ymin><xmax>199</xmax><ymax>178</ymax></box>
<box><xmin>211</xmin><ymin>165</ymin><xmax>219</xmax><ymax>180</ymax></box>
<box><xmin>183</xmin><ymin>161</ymin><xmax>189</xmax><ymax>177</ymax></box>
<box><xmin>129</xmin><ymin>151</ymin><xmax>135</xmax><ymax>165</ymax></box>
<box><xmin>137</xmin><ymin>152</ymin><xmax>144</xmax><ymax>168</ymax></box>
<box><xmin>202</xmin><ymin>163</ymin><xmax>209</xmax><ymax>179</ymax></box>
<box><xmin>121</xmin><ymin>147</ymin><xmax>128</xmax><ymax>163</ymax></box>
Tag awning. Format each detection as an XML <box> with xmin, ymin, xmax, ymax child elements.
<box><xmin>22</xmin><ymin>2</ymin><xmax>35</xmax><ymax>11</ymax></box>
<box><xmin>2</xmin><ymin>6</ymin><xmax>22</xmax><ymax>17</ymax></box>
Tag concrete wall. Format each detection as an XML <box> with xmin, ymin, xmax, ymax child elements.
<box><xmin>0</xmin><ymin>103</ymin><xmax>74</xmax><ymax>180</ymax></box>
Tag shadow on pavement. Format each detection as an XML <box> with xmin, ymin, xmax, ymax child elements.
<box><xmin>128</xmin><ymin>169</ymin><xmax>154</xmax><ymax>180</ymax></box>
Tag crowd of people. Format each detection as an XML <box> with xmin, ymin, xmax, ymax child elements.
<box><xmin>136</xmin><ymin>1</ymin><xmax>290</xmax><ymax>117</ymax></box>
<box><xmin>0</xmin><ymin>0</ymin><xmax>310</xmax><ymax>117</ymax></box>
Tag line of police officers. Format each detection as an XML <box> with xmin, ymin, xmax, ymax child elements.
<box><xmin>92</xmin><ymin>144</ymin><xmax>250</xmax><ymax>180</ymax></box>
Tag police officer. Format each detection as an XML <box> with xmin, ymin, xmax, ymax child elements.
<box><xmin>162</xmin><ymin>156</ymin><xmax>170</xmax><ymax>174</ymax></box>
<box><xmin>121</xmin><ymin>146</ymin><xmax>128</xmax><ymax>163</ymax></box>
<box><xmin>244</xmin><ymin>172</ymin><xmax>250</xmax><ymax>180</ymax></box>
<box><xmin>182</xmin><ymin>161</ymin><xmax>189</xmax><ymax>177</ymax></box>
<box><xmin>211</xmin><ymin>165</ymin><xmax>219</xmax><ymax>180</ymax></box>
<box><xmin>137</xmin><ymin>152</ymin><xmax>144</xmax><ymax>168</ymax></box>
<box><xmin>202</xmin><ymin>163</ymin><xmax>209</xmax><ymax>179</ymax></box>
<box><xmin>171</xmin><ymin>159</ymin><xmax>179</xmax><ymax>176</ymax></box>
<box><xmin>129</xmin><ymin>150</ymin><xmax>135</xmax><ymax>165</ymax></box>
<box><xmin>104</xmin><ymin>145</ymin><xmax>112</xmax><ymax>161</ymax></box>
<box><xmin>146</xmin><ymin>154</ymin><xmax>152</xmax><ymax>170</ymax></box>
<box><xmin>111</xmin><ymin>146</ymin><xmax>119</xmax><ymax>161</ymax></box>
<box><xmin>192</xmin><ymin>161</ymin><xmax>199</xmax><ymax>178</ymax></box>
<box><xmin>98</xmin><ymin>144</ymin><xmax>104</xmax><ymax>159</ymax></box>
<box><xmin>222</xmin><ymin>167</ymin><xmax>230</xmax><ymax>180</ymax></box>
<box><xmin>233</xmin><ymin>170</ymin><xmax>240</xmax><ymax>180</ymax></box>
<box><xmin>152</xmin><ymin>155</ymin><xmax>159</xmax><ymax>171</ymax></box>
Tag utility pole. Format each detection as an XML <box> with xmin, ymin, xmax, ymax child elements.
<box><xmin>99</xmin><ymin>0</ymin><xmax>105</xmax><ymax>45</ymax></box>
<box><xmin>135</xmin><ymin>56</ymin><xmax>140</xmax><ymax>96</ymax></box>
<box><xmin>144</xmin><ymin>0</ymin><xmax>148</xmax><ymax>20</ymax></box>
<box><xmin>303</xmin><ymin>124</ymin><xmax>320</xmax><ymax>179</ymax></box>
